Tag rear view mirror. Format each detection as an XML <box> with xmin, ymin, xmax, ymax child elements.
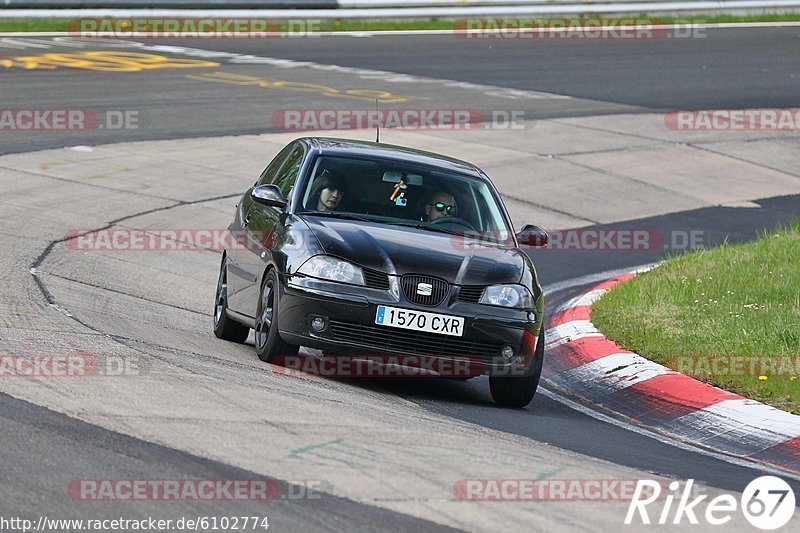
<box><xmin>516</xmin><ymin>224</ymin><xmax>548</xmax><ymax>247</ymax></box>
<box><xmin>382</xmin><ymin>171</ymin><xmax>423</xmax><ymax>186</ymax></box>
<box><xmin>251</xmin><ymin>184</ymin><xmax>287</xmax><ymax>209</ymax></box>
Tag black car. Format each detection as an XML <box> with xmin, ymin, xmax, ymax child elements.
<box><xmin>213</xmin><ymin>137</ymin><xmax>547</xmax><ymax>407</ymax></box>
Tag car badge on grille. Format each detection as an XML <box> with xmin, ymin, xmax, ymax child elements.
<box><xmin>416</xmin><ymin>282</ymin><xmax>433</xmax><ymax>296</ymax></box>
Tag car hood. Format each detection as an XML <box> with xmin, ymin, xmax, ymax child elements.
<box><xmin>302</xmin><ymin>217</ymin><xmax>526</xmax><ymax>285</ymax></box>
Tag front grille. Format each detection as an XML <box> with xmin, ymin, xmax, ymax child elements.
<box><xmin>457</xmin><ymin>285</ymin><xmax>485</xmax><ymax>303</ymax></box>
<box><xmin>329</xmin><ymin>319</ymin><xmax>503</xmax><ymax>360</ymax></box>
<box><xmin>401</xmin><ymin>275</ymin><xmax>449</xmax><ymax>306</ymax></box>
<box><xmin>363</xmin><ymin>268</ymin><xmax>390</xmax><ymax>290</ymax></box>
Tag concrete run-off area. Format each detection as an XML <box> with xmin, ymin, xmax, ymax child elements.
<box><xmin>0</xmin><ymin>113</ymin><xmax>798</xmax><ymax>530</ymax></box>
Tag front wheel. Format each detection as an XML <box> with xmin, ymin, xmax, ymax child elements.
<box><xmin>489</xmin><ymin>328</ymin><xmax>545</xmax><ymax>408</ymax></box>
<box><xmin>255</xmin><ymin>269</ymin><xmax>299</xmax><ymax>363</ymax></box>
<box><xmin>213</xmin><ymin>256</ymin><xmax>250</xmax><ymax>343</ymax></box>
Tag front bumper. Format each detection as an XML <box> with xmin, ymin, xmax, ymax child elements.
<box><xmin>277</xmin><ymin>274</ymin><xmax>541</xmax><ymax>376</ymax></box>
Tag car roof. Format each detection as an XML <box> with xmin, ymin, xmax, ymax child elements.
<box><xmin>300</xmin><ymin>137</ymin><xmax>485</xmax><ymax>178</ymax></box>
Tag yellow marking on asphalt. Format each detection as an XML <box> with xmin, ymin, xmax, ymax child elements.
<box><xmin>37</xmin><ymin>159</ymin><xmax>72</xmax><ymax>171</ymax></box>
<box><xmin>1</xmin><ymin>57</ymin><xmax>56</xmax><ymax>70</ymax></box>
<box><xmin>1</xmin><ymin>51</ymin><xmax>218</xmax><ymax>72</ymax></box>
<box><xmin>186</xmin><ymin>72</ymin><xmax>422</xmax><ymax>103</ymax></box>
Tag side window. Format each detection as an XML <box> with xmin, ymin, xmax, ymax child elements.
<box><xmin>272</xmin><ymin>145</ymin><xmax>305</xmax><ymax>197</ymax></box>
<box><xmin>256</xmin><ymin>144</ymin><xmax>295</xmax><ymax>186</ymax></box>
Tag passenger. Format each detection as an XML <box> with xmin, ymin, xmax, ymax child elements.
<box><xmin>308</xmin><ymin>170</ymin><xmax>347</xmax><ymax>211</ymax></box>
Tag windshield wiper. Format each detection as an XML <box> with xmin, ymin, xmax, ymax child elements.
<box><xmin>303</xmin><ymin>211</ymin><xmax>376</xmax><ymax>223</ymax></box>
<box><xmin>386</xmin><ymin>222</ymin><xmax>463</xmax><ymax>236</ymax></box>
<box><xmin>304</xmin><ymin>214</ymin><xmax>467</xmax><ymax>237</ymax></box>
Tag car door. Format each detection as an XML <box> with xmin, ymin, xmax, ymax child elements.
<box><xmin>227</xmin><ymin>142</ymin><xmax>295</xmax><ymax>314</ymax></box>
<box><xmin>238</xmin><ymin>142</ymin><xmax>307</xmax><ymax>318</ymax></box>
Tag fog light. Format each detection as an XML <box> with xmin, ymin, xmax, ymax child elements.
<box><xmin>501</xmin><ymin>345</ymin><xmax>514</xmax><ymax>360</ymax></box>
<box><xmin>311</xmin><ymin>316</ymin><xmax>327</xmax><ymax>332</ymax></box>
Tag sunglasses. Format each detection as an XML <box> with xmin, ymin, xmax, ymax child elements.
<box><xmin>431</xmin><ymin>202</ymin><xmax>457</xmax><ymax>215</ymax></box>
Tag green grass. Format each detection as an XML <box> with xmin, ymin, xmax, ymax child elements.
<box><xmin>592</xmin><ymin>223</ymin><xmax>800</xmax><ymax>413</ymax></box>
<box><xmin>1</xmin><ymin>13</ymin><xmax>800</xmax><ymax>33</ymax></box>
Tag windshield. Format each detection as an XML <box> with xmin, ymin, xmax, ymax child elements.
<box><xmin>298</xmin><ymin>155</ymin><xmax>513</xmax><ymax>241</ymax></box>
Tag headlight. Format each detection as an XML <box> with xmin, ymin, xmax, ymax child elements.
<box><xmin>296</xmin><ymin>255</ymin><xmax>365</xmax><ymax>286</ymax></box>
<box><xmin>480</xmin><ymin>284</ymin><xmax>533</xmax><ymax>309</ymax></box>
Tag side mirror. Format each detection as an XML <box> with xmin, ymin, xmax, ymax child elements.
<box><xmin>251</xmin><ymin>184</ymin><xmax>287</xmax><ymax>209</ymax></box>
<box><xmin>516</xmin><ymin>224</ymin><xmax>548</xmax><ymax>247</ymax></box>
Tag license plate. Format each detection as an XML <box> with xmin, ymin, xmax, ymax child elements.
<box><xmin>375</xmin><ymin>305</ymin><xmax>464</xmax><ymax>337</ymax></box>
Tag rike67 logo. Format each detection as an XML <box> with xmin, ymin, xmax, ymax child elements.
<box><xmin>626</xmin><ymin>477</ymin><xmax>795</xmax><ymax>529</ymax></box>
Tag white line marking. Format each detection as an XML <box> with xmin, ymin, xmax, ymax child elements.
<box><xmin>153</xmin><ymin>41</ymin><xmax>570</xmax><ymax>99</ymax></box>
<box><xmin>0</xmin><ymin>37</ymin><xmax>52</xmax><ymax>49</ymax></box>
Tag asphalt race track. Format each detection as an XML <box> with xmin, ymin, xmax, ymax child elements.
<box><xmin>2</xmin><ymin>27</ymin><xmax>800</xmax><ymax>155</ymax></box>
<box><xmin>1</xmin><ymin>27</ymin><xmax>800</xmax><ymax>531</ymax></box>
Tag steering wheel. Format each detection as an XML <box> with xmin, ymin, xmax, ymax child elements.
<box><xmin>431</xmin><ymin>216</ymin><xmax>475</xmax><ymax>231</ymax></box>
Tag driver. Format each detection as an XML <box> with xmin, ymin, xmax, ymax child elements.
<box><xmin>424</xmin><ymin>191</ymin><xmax>457</xmax><ymax>222</ymax></box>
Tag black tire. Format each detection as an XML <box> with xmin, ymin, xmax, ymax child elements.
<box><xmin>213</xmin><ymin>255</ymin><xmax>250</xmax><ymax>343</ymax></box>
<box><xmin>489</xmin><ymin>328</ymin><xmax>545</xmax><ymax>408</ymax></box>
<box><xmin>255</xmin><ymin>269</ymin><xmax>299</xmax><ymax>363</ymax></box>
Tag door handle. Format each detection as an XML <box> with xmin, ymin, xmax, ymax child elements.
<box><xmin>244</xmin><ymin>215</ymin><xmax>251</xmax><ymax>227</ymax></box>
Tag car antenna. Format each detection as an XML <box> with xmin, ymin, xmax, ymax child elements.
<box><xmin>375</xmin><ymin>98</ymin><xmax>380</xmax><ymax>143</ymax></box>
